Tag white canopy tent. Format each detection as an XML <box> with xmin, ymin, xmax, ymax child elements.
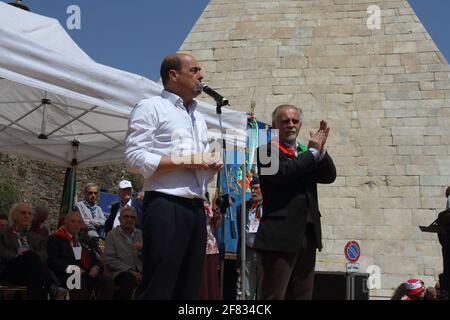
<box><xmin>0</xmin><ymin>2</ymin><xmax>247</xmax><ymax>168</ymax></box>
<box><xmin>0</xmin><ymin>3</ymin><xmax>250</xmax><ymax>293</ymax></box>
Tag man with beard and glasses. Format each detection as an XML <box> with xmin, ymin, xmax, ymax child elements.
<box><xmin>254</xmin><ymin>104</ymin><xmax>336</xmax><ymax>300</ymax></box>
<box><xmin>237</xmin><ymin>176</ymin><xmax>264</xmax><ymax>300</ymax></box>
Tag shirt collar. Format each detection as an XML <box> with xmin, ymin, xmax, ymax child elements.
<box><xmin>161</xmin><ymin>89</ymin><xmax>197</xmax><ymax>114</ymax></box>
<box><xmin>83</xmin><ymin>199</ymin><xmax>98</xmax><ymax>208</ymax></box>
<box><xmin>281</xmin><ymin>141</ymin><xmax>297</xmax><ymax>150</ymax></box>
<box><xmin>12</xmin><ymin>224</ymin><xmax>29</xmax><ymax>235</ymax></box>
<box><xmin>251</xmin><ymin>200</ymin><xmax>262</xmax><ymax>209</ymax></box>
<box><xmin>63</xmin><ymin>226</ymin><xmax>76</xmax><ymax>240</ymax></box>
<box><xmin>119</xmin><ymin>225</ymin><xmax>136</xmax><ymax>238</ymax></box>
<box><xmin>121</xmin><ymin>199</ymin><xmax>132</xmax><ymax>207</ymax></box>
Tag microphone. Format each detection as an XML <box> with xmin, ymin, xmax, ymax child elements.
<box><xmin>199</xmin><ymin>82</ymin><xmax>229</xmax><ymax>106</ymax></box>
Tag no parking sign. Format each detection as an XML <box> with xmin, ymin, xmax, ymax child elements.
<box><xmin>344</xmin><ymin>241</ymin><xmax>360</xmax><ymax>263</ymax></box>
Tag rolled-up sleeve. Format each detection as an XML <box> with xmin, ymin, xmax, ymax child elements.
<box><xmin>125</xmin><ymin>101</ymin><xmax>162</xmax><ymax>178</ymax></box>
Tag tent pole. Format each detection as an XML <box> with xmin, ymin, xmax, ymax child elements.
<box><xmin>69</xmin><ymin>140</ymin><xmax>79</xmax><ymax>211</ymax></box>
<box><xmin>68</xmin><ymin>163</ymin><xmax>76</xmax><ymax>210</ymax></box>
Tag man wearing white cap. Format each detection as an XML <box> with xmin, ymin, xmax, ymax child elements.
<box><xmin>105</xmin><ymin>180</ymin><xmax>142</xmax><ymax>235</ymax></box>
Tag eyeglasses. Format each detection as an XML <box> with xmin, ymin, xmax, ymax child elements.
<box><xmin>122</xmin><ymin>215</ymin><xmax>136</xmax><ymax>220</ymax></box>
<box><xmin>88</xmin><ymin>192</ymin><xmax>98</xmax><ymax>195</ymax></box>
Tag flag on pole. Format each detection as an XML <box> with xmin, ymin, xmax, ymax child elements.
<box><xmin>58</xmin><ymin>167</ymin><xmax>76</xmax><ymax>227</ymax></box>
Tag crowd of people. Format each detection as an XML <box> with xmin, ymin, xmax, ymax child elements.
<box><xmin>0</xmin><ymin>177</ymin><xmax>259</xmax><ymax>300</ymax></box>
<box><xmin>391</xmin><ymin>279</ymin><xmax>439</xmax><ymax>300</ymax></box>
<box><xmin>0</xmin><ymin>181</ymin><xmax>146</xmax><ymax>300</ymax></box>
<box><xmin>1</xmin><ymin>179</ymin><xmax>448</xmax><ymax>300</ymax></box>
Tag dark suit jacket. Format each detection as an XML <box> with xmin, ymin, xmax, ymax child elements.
<box><xmin>0</xmin><ymin>226</ymin><xmax>47</xmax><ymax>264</ymax></box>
<box><xmin>438</xmin><ymin>208</ymin><xmax>450</xmax><ymax>246</ymax></box>
<box><xmin>236</xmin><ymin>201</ymin><xmax>252</xmax><ymax>261</ymax></box>
<box><xmin>104</xmin><ymin>199</ymin><xmax>142</xmax><ymax>235</ymax></box>
<box><xmin>254</xmin><ymin>143</ymin><xmax>336</xmax><ymax>253</ymax></box>
<box><xmin>47</xmin><ymin>234</ymin><xmax>102</xmax><ymax>284</ymax></box>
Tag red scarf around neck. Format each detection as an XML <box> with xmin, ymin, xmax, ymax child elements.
<box><xmin>53</xmin><ymin>226</ymin><xmax>91</xmax><ymax>270</ymax></box>
<box><xmin>270</xmin><ymin>140</ymin><xmax>308</xmax><ymax>157</ymax></box>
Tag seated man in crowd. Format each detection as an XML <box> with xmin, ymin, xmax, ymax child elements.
<box><xmin>75</xmin><ymin>183</ymin><xmax>106</xmax><ymax>239</ymax></box>
<box><xmin>0</xmin><ymin>213</ymin><xmax>9</xmax><ymax>229</ymax></box>
<box><xmin>237</xmin><ymin>176</ymin><xmax>264</xmax><ymax>300</ymax></box>
<box><xmin>104</xmin><ymin>206</ymin><xmax>143</xmax><ymax>300</ymax></box>
<box><xmin>105</xmin><ymin>180</ymin><xmax>142</xmax><ymax>235</ymax></box>
<box><xmin>30</xmin><ymin>206</ymin><xmax>50</xmax><ymax>238</ymax></box>
<box><xmin>47</xmin><ymin>211</ymin><xmax>114</xmax><ymax>300</ymax></box>
<box><xmin>0</xmin><ymin>202</ymin><xmax>67</xmax><ymax>299</ymax></box>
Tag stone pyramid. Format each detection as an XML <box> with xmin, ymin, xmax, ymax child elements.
<box><xmin>180</xmin><ymin>0</ymin><xmax>450</xmax><ymax>298</ymax></box>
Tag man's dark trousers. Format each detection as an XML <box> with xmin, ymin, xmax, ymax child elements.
<box><xmin>259</xmin><ymin>224</ymin><xmax>317</xmax><ymax>300</ymax></box>
<box><xmin>136</xmin><ymin>192</ymin><xmax>206</xmax><ymax>300</ymax></box>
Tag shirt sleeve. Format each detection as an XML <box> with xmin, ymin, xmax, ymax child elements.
<box><xmin>97</xmin><ymin>208</ymin><xmax>106</xmax><ymax>226</ymax></box>
<box><xmin>103</xmin><ymin>232</ymin><xmax>133</xmax><ymax>273</ymax></box>
<box><xmin>125</xmin><ymin>101</ymin><xmax>162</xmax><ymax>178</ymax></box>
<box><xmin>76</xmin><ymin>203</ymin><xmax>93</xmax><ymax>226</ymax></box>
<box><xmin>308</xmin><ymin>148</ymin><xmax>327</xmax><ymax>162</ymax></box>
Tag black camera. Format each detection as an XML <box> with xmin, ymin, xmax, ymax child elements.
<box><xmin>215</xmin><ymin>194</ymin><xmax>233</xmax><ymax>214</ymax></box>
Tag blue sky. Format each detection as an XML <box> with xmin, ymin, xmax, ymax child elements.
<box><xmin>3</xmin><ymin>0</ymin><xmax>449</xmax><ymax>80</ymax></box>
<box><xmin>408</xmin><ymin>0</ymin><xmax>450</xmax><ymax>61</ymax></box>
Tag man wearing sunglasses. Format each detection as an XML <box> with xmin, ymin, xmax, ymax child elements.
<box><xmin>75</xmin><ymin>183</ymin><xmax>106</xmax><ymax>240</ymax></box>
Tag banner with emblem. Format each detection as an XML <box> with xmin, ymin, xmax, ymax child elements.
<box><xmin>215</xmin><ymin>116</ymin><xmax>270</xmax><ymax>258</ymax></box>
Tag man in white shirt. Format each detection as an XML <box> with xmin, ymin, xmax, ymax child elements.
<box><xmin>105</xmin><ymin>180</ymin><xmax>143</xmax><ymax>234</ymax></box>
<box><xmin>125</xmin><ymin>53</ymin><xmax>221</xmax><ymax>299</ymax></box>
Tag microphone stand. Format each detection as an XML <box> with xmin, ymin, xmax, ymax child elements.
<box><xmin>214</xmin><ymin>97</ymin><xmax>237</xmax><ymax>300</ymax></box>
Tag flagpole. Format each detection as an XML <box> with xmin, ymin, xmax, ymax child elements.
<box><xmin>240</xmin><ymin>149</ymin><xmax>247</xmax><ymax>300</ymax></box>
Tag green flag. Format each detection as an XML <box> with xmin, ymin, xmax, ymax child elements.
<box><xmin>59</xmin><ymin>167</ymin><xmax>76</xmax><ymax>227</ymax></box>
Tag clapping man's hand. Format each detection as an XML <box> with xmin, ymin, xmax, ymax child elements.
<box><xmin>308</xmin><ymin>120</ymin><xmax>330</xmax><ymax>152</ymax></box>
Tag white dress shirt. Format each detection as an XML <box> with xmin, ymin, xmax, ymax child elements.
<box><xmin>113</xmin><ymin>198</ymin><xmax>132</xmax><ymax>229</ymax></box>
<box><xmin>125</xmin><ymin>90</ymin><xmax>214</xmax><ymax>199</ymax></box>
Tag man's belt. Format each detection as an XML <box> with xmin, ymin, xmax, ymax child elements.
<box><xmin>145</xmin><ymin>191</ymin><xmax>204</xmax><ymax>208</ymax></box>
